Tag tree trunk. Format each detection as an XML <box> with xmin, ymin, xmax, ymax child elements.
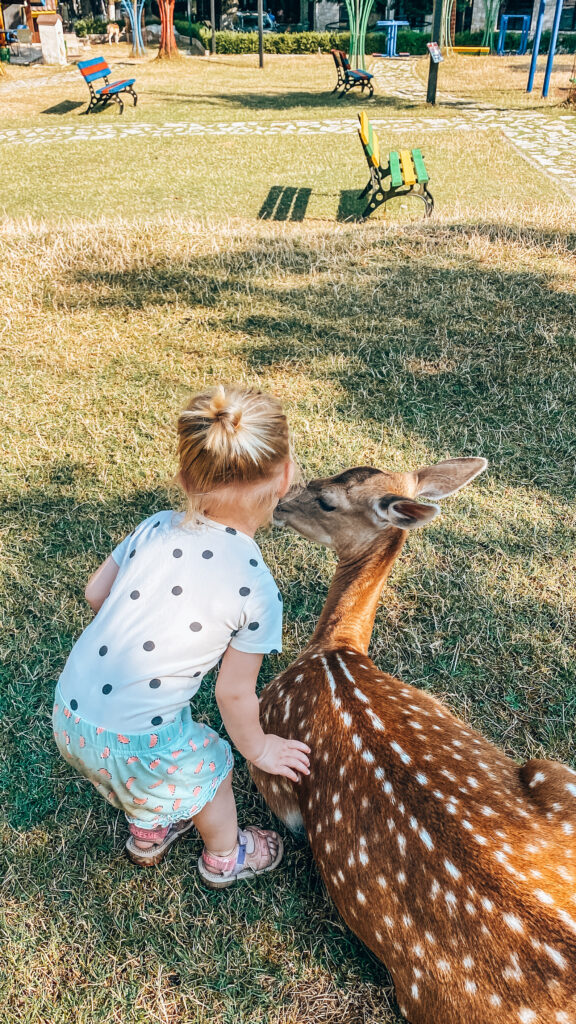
<box><xmin>156</xmin><ymin>0</ymin><xmax>180</xmax><ymax>57</ymax></box>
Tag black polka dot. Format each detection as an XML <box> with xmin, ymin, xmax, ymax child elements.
<box><xmin>70</xmin><ymin>699</ymin><xmax>78</xmax><ymax>711</ymax></box>
<box><xmin>249</xmin><ymin>558</ymin><xmax>258</xmax><ymax>567</ymax></box>
<box><xmin>149</xmin><ymin>678</ymin><xmax>161</xmax><ymax>689</ymax></box>
<box><xmin>270</xmin><ymin>649</ymin><xmax>279</xmax><ymax>655</ymax></box>
<box><xmin>248</xmin><ymin>621</ymin><xmax>260</xmax><ymax>631</ymax></box>
<box><xmin>172</xmin><ymin>586</ymin><xmax>183</xmax><ymax>596</ymax></box>
<box><xmin>189</xmin><ymin>622</ymin><xmax>202</xmax><ymax>632</ymax></box>
<box><xmin>239</xmin><ymin>586</ymin><xmax>251</xmax><ymax>597</ymax></box>
<box><xmin>143</xmin><ymin>640</ymin><xmax>155</xmax><ymax>652</ymax></box>
<box><xmin>130</xmin><ymin>590</ymin><xmax>140</xmax><ymax>600</ymax></box>
<box><xmin>151</xmin><ymin>715</ymin><xmax>163</xmax><ymax>727</ymax></box>
<box><xmin>129</xmin><ymin>549</ymin><xmax>136</xmax><ymax>559</ymax></box>
<box><xmin>193</xmin><ymin>671</ymin><xmax>201</xmax><ymax>678</ymax></box>
<box><xmin>230</xmin><ymin>629</ymin><xmax>239</xmax><ymax>637</ymax></box>
<box><xmin>225</xmin><ymin>527</ymin><xmax>237</xmax><ymax>535</ymax></box>
<box><xmin>102</xmin><ymin>684</ymin><xmax>113</xmax><ymax>695</ymax></box>
<box><xmin>99</xmin><ymin>645</ymin><xmax>108</xmax><ymax>657</ymax></box>
<box><xmin>202</xmin><ymin>550</ymin><xmax>213</xmax><ymax>560</ymax></box>
<box><xmin>153</xmin><ymin>521</ymin><xmax>160</xmax><ymax>528</ymax></box>
<box><xmin>173</xmin><ymin>548</ymin><xmax>182</xmax><ymax>559</ymax></box>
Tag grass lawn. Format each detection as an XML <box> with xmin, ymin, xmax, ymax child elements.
<box><xmin>1</xmin><ymin>49</ymin><xmax>576</xmax><ymax>1024</ymax></box>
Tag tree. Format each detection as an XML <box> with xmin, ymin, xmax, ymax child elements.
<box><xmin>156</xmin><ymin>0</ymin><xmax>180</xmax><ymax>57</ymax></box>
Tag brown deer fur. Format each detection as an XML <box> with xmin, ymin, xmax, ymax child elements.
<box><xmin>250</xmin><ymin>459</ymin><xmax>576</xmax><ymax>1024</ymax></box>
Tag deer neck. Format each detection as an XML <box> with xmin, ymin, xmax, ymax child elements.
<box><xmin>309</xmin><ymin>529</ymin><xmax>407</xmax><ymax>655</ymax></box>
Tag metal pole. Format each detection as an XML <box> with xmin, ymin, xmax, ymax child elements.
<box><xmin>527</xmin><ymin>0</ymin><xmax>545</xmax><ymax>92</ymax></box>
<box><xmin>542</xmin><ymin>0</ymin><xmax>563</xmax><ymax>97</ymax></box>
<box><xmin>257</xmin><ymin>0</ymin><xmax>263</xmax><ymax>67</ymax></box>
<box><xmin>427</xmin><ymin>0</ymin><xmax>443</xmax><ymax>104</ymax></box>
<box><xmin>210</xmin><ymin>0</ymin><xmax>215</xmax><ymax>53</ymax></box>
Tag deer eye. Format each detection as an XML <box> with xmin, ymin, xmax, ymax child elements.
<box><xmin>317</xmin><ymin>497</ymin><xmax>337</xmax><ymax>512</ymax></box>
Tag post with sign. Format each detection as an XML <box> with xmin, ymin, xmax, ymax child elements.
<box><xmin>258</xmin><ymin>0</ymin><xmax>264</xmax><ymax>68</ymax></box>
<box><xmin>426</xmin><ymin>0</ymin><xmax>445</xmax><ymax>104</ymax></box>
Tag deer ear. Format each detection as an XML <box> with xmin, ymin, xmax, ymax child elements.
<box><xmin>387</xmin><ymin>499</ymin><xmax>439</xmax><ymax>530</ymax></box>
<box><xmin>415</xmin><ymin>457</ymin><xmax>488</xmax><ymax>500</ymax></box>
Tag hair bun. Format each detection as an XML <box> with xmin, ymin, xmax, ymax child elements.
<box><xmin>208</xmin><ymin>386</ymin><xmax>243</xmax><ymax>432</ymax></box>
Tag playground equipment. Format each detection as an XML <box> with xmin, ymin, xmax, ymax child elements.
<box><xmin>567</xmin><ymin>52</ymin><xmax>576</xmax><ymax>104</ymax></box>
<box><xmin>526</xmin><ymin>0</ymin><xmax>565</xmax><ymax>98</ymax></box>
<box><xmin>343</xmin><ymin>0</ymin><xmax>376</xmax><ymax>69</ymax></box>
<box><xmin>374</xmin><ymin>19</ymin><xmax>409</xmax><ymax>57</ymax></box>
<box><xmin>496</xmin><ymin>13</ymin><xmax>530</xmax><ymax>54</ymax></box>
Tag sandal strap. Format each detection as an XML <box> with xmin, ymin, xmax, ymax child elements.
<box><xmin>202</xmin><ymin>837</ymin><xmax>242</xmax><ymax>874</ymax></box>
<box><xmin>129</xmin><ymin>823</ymin><xmax>170</xmax><ymax>843</ymax></box>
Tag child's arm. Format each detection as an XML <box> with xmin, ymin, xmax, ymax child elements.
<box><xmin>85</xmin><ymin>555</ymin><xmax>119</xmax><ymax>613</ymax></box>
<box><xmin>215</xmin><ymin>646</ymin><xmax>310</xmax><ymax>783</ymax></box>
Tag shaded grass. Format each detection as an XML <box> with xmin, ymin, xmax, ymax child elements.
<box><xmin>1</xmin><ymin>211</ymin><xmax>576</xmax><ymax>1021</ymax></box>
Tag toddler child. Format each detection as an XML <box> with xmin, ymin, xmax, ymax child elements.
<box><xmin>53</xmin><ymin>385</ymin><xmax>310</xmax><ymax>887</ymax></box>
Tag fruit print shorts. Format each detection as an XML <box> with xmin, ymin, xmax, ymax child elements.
<box><xmin>52</xmin><ymin>684</ymin><xmax>234</xmax><ymax>829</ymax></box>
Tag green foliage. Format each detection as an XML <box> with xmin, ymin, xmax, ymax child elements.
<box><xmin>174</xmin><ymin>19</ymin><xmax>210</xmax><ymax>44</ymax></box>
<box><xmin>73</xmin><ymin>16</ymin><xmax>108</xmax><ymax>36</ymax></box>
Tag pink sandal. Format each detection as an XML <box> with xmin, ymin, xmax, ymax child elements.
<box><xmin>198</xmin><ymin>826</ymin><xmax>284</xmax><ymax>889</ymax></box>
<box><xmin>126</xmin><ymin>818</ymin><xmax>196</xmax><ymax>867</ymax></box>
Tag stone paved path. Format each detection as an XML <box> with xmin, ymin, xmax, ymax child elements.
<box><xmin>1</xmin><ymin>56</ymin><xmax>575</xmax><ymax>194</ymax></box>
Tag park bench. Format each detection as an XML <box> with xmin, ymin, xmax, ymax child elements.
<box><xmin>78</xmin><ymin>57</ymin><xmax>138</xmax><ymax>115</ymax></box>
<box><xmin>357</xmin><ymin>111</ymin><xmax>433</xmax><ymax>219</ymax></box>
<box><xmin>451</xmin><ymin>46</ymin><xmax>490</xmax><ymax>54</ymax></box>
<box><xmin>331</xmin><ymin>49</ymin><xmax>374</xmax><ymax>98</ymax></box>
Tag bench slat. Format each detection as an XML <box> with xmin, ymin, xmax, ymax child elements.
<box><xmin>389</xmin><ymin>151</ymin><xmax>403</xmax><ymax>188</ymax></box>
<box><xmin>359</xmin><ymin>110</ymin><xmax>369</xmax><ymax>146</ymax></box>
<box><xmin>399</xmin><ymin>150</ymin><xmax>416</xmax><ymax>186</ymax></box>
<box><xmin>411</xmin><ymin>148</ymin><xmax>429</xmax><ymax>184</ymax></box>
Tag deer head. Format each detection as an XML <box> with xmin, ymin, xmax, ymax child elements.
<box><xmin>275</xmin><ymin>458</ymin><xmax>488</xmax><ymax>559</ymax></box>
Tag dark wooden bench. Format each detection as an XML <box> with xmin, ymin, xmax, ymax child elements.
<box><xmin>331</xmin><ymin>49</ymin><xmax>374</xmax><ymax>98</ymax></box>
<box><xmin>78</xmin><ymin>57</ymin><xmax>138</xmax><ymax>115</ymax></box>
<box><xmin>357</xmin><ymin>111</ymin><xmax>433</xmax><ymax>219</ymax></box>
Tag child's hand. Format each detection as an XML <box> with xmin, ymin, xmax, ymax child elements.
<box><xmin>251</xmin><ymin>734</ymin><xmax>311</xmax><ymax>782</ymax></box>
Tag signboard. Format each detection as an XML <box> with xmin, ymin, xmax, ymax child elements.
<box><xmin>427</xmin><ymin>41</ymin><xmax>444</xmax><ymax>63</ymax></box>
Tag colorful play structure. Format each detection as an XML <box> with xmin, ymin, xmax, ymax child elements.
<box><xmin>526</xmin><ymin>0</ymin><xmax>565</xmax><ymax>97</ymax></box>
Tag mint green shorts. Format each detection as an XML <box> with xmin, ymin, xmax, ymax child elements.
<box><xmin>52</xmin><ymin>684</ymin><xmax>234</xmax><ymax>829</ymax></box>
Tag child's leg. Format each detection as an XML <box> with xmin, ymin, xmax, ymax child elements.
<box><xmin>191</xmin><ymin>769</ymin><xmax>238</xmax><ymax>855</ymax></box>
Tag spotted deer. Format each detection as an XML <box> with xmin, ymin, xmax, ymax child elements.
<box><xmin>250</xmin><ymin>459</ymin><xmax>576</xmax><ymax>1024</ymax></box>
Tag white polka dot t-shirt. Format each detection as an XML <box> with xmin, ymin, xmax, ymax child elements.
<box><xmin>57</xmin><ymin>511</ymin><xmax>283</xmax><ymax>734</ymax></box>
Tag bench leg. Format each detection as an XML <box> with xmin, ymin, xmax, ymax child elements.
<box><xmin>362</xmin><ymin>184</ymin><xmax>434</xmax><ymax>220</ymax></box>
<box><xmin>125</xmin><ymin>87</ymin><xmax>138</xmax><ymax>107</ymax></box>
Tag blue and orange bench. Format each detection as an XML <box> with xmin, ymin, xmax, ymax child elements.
<box><xmin>331</xmin><ymin>50</ymin><xmax>374</xmax><ymax>98</ymax></box>
<box><xmin>357</xmin><ymin>111</ymin><xmax>433</xmax><ymax>219</ymax></box>
<box><xmin>78</xmin><ymin>57</ymin><xmax>138</xmax><ymax>115</ymax></box>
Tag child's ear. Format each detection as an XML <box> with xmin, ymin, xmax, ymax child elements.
<box><xmin>415</xmin><ymin>457</ymin><xmax>488</xmax><ymax>500</ymax></box>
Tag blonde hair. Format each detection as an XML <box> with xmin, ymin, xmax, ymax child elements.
<box><xmin>177</xmin><ymin>385</ymin><xmax>291</xmax><ymax>519</ymax></box>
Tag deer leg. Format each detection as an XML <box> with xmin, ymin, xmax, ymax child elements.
<box><xmin>249</xmin><ymin>763</ymin><xmax>305</xmax><ymax>837</ymax></box>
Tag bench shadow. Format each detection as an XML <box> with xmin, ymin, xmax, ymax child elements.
<box><xmin>337</xmin><ymin>188</ymin><xmax>364</xmax><ymax>221</ymax></box>
<box><xmin>258</xmin><ymin>185</ymin><xmax>312</xmax><ymax>221</ymax></box>
<box><xmin>41</xmin><ymin>100</ymin><xmax>85</xmax><ymax>115</ymax></box>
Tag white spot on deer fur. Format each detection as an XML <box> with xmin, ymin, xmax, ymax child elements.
<box><xmin>342</xmin><ymin>712</ymin><xmax>352</xmax><ymax>727</ymax></box>
<box><xmin>283</xmin><ymin>698</ymin><xmax>292</xmax><ymax>722</ymax></box>
<box><xmin>348</xmin><ymin>853</ymin><xmax>355</xmax><ymax>867</ymax></box>
<box><xmin>397</xmin><ymin>871</ymin><xmax>407</xmax><ymax>883</ymax></box>
<box><xmin>384</xmin><ymin>781</ymin><xmax>393</xmax><ymax>796</ymax></box>
<box><xmin>413</xmin><ymin>944</ymin><xmax>424</xmax><ymax>958</ymax></box>
<box><xmin>411</xmin><ymin>984</ymin><xmax>419</xmax><ymax>1000</ymax></box>
<box><xmin>409</xmin><ymin>817</ymin><xmax>418</xmax><ymax>831</ymax></box>
<box><xmin>352</xmin><ymin>734</ymin><xmax>362</xmax><ymax>751</ymax></box>
<box><xmin>366</xmin><ymin>709</ymin><xmax>385</xmax><ymax>730</ymax></box>
<box><xmin>431</xmin><ymin>879</ymin><xmax>440</xmax><ymax>899</ymax></box>
<box><xmin>534</xmin><ymin>889</ymin><xmax>554</xmax><ymax>906</ymax></box>
<box><xmin>390</xmin><ymin>741</ymin><xmax>411</xmax><ymax>765</ymax></box>
<box><xmin>441</xmin><ymin>769</ymin><xmax>456</xmax><ymax>782</ymax></box>
<box><xmin>465</xmin><ymin>980</ymin><xmax>477</xmax><ymax>994</ymax></box>
<box><xmin>557</xmin><ymin>1013</ymin><xmax>571</xmax><ymax>1023</ymax></box>
<box><xmin>419</xmin><ymin>829</ymin><xmax>434</xmax><ymax>851</ymax></box>
<box><xmin>474</xmin><ymin>834</ymin><xmax>488</xmax><ymax>845</ymax></box>
<box><xmin>356</xmin><ymin>890</ymin><xmax>366</xmax><ymax>904</ymax></box>
<box><xmin>558</xmin><ymin>910</ymin><xmax>576</xmax><ymax>934</ymax></box>
<box><xmin>334</xmin><ymin>808</ymin><xmax>342</xmax><ymax>823</ymax></box>
<box><xmin>437</xmin><ymin>960</ymin><xmax>451</xmax><ymax>972</ymax></box>
<box><xmin>503</xmin><ymin>914</ymin><xmax>524</xmax><ymax>934</ymax></box>
<box><xmin>445</xmin><ymin>891</ymin><xmax>457</xmax><ymax>909</ymax></box>
<box><xmin>362</xmin><ymin>749</ymin><xmax>375</xmax><ymax>764</ymax></box>
<box><xmin>518</xmin><ymin>1011</ymin><xmax>537</xmax><ymax>1024</ymax></box>
<box><xmin>433</xmin><ymin>790</ymin><xmax>444</xmax><ymax>800</ymax></box>
<box><xmin>403</xmin><ymin>914</ymin><xmax>413</xmax><ymax>928</ymax></box>
<box><xmin>416</xmin><ymin>773</ymin><xmax>428</xmax><ymax>786</ymax></box>
<box><xmin>413</xmin><ymin>967</ymin><xmax>422</xmax><ymax>979</ymax></box>
<box><xmin>409</xmin><ymin>720</ymin><xmax>422</xmax><ymax>730</ymax></box>
<box><xmin>482</xmin><ymin>897</ymin><xmax>494</xmax><ymax>912</ymax></box>
<box><xmin>562</xmin><ymin>822</ymin><xmax>574</xmax><ymax>835</ymax></box>
<box><xmin>482</xmin><ymin>806</ymin><xmax>495</xmax><ymax>816</ymax></box>
<box><xmin>465</xmin><ymin>902</ymin><xmax>476</xmax><ymax>915</ymax></box>
<box><xmin>397</xmin><ymin>834</ymin><xmax>407</xmax><ymax>855</ymax></box>
<box><xmin>529</xmin><ymin>771</ymin><xmax>546</xmax><ymax>788</ymax></box>
<box><xmin>445</xmin><ymin>860</ymin><xmax>461</xmax><ymax>880</ymax></box>
<box><xmin>425</xmin><ymin>931</ymin><xmax>436</xmax><ymax>944</ymax></box>
<box><xmin>489</xmin><ymin>995</ymin><xmax>502</xmax><ymax>1008</ymax></box>
<box><xmin>332</xmin><ymin>793</ymin><xmax>340</xmax><ymax>804</ymax></box>
<box><xmin>462</xmin><ymin>956</ymin><xmax>474</xmax><ymax>969</ymax></box>
<box><xmin>542</xmin><ymin>944</ymin><xmax>566</xmax><ymax>969</ymax></box>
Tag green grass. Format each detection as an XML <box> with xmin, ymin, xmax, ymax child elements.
<box><xmin>1</xmin><ymin>51</ymin><xmax>576</xmax><ymax>1024</ymax></box>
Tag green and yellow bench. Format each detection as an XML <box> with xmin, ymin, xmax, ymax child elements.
<box><xmin>357</xmin><ymin>112</ymin><xmax>434</xmax><ymax>219</ymax></box>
